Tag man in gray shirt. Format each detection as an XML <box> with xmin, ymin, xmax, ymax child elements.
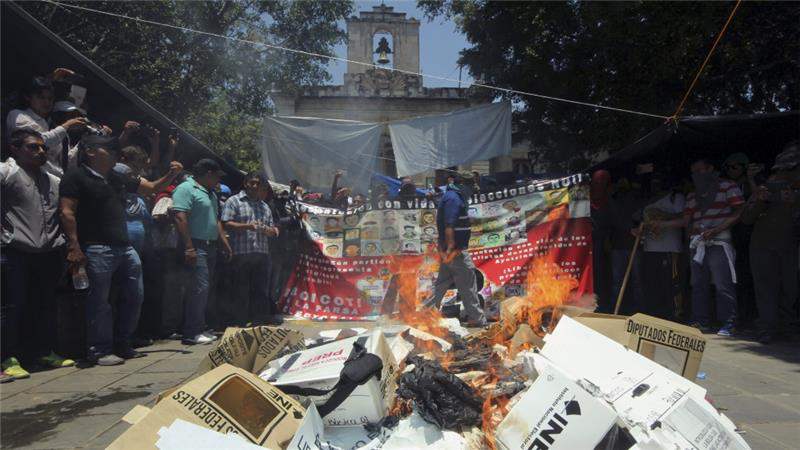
<box><xmin>1</xmin><ymin>129</ymin><xmax>75</xmax><ymax>381</ymax></box>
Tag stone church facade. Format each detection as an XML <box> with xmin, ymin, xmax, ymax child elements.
<box><xmin>271</xmin><ymin>5</ymin><xmax>512</xmax><ymax>185</ymax></box>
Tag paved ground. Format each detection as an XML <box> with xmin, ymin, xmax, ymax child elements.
<box><xmin>0</xmin><ymin>323</ymin><xmax>798</xmax><ymax>449</ymax></box>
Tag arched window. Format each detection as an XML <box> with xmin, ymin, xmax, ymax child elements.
<box><xmin>372</xmin><ymin>31</ymin><xmax>393</xmax><ymax>68</ymax></box>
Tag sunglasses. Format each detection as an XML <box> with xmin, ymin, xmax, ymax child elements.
<box><xmin>23</xmin><ymin>143</ymin><xmax>46</xmax><ymax>150</ymax></box>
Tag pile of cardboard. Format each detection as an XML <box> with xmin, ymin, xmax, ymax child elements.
<box><xmin>108</xmin><ymin>314</ymin><xmax>749</xmax><ymax>450</ymax></box>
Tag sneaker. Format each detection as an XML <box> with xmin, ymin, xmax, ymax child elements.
<box><xmin>689</xmin><ymin>322</ymin><xmax>714</xmax><ymax>333</ymax></box>
<box><xmin>88</xmin><ymin>354</ymin><xmax>125</xmax><ymax>366</ymax></box>
<box><xmin>717</xmin><ymin>325</ymin><xmax>734</xmax><ymax>337</ymax></box>
<box><xmin>39</xmin><ymin>351</ymin><xmax>76</xmax><ymax>368</ymax></box>
<box><xmin>0</xmin><ymin>371</ymin><xmax>14</xmax><ymax>383</ymax></box>
<box><xmin>116</xmin><ymin>347</ymin><xmax>146</xmax><ymax>360</ymax></box>
<box><xmin>201</xmin><ymin>331</ymin><xmax>219</xmax><ymax>341</ymax></box>
<box><xmin>182</xmin><ymin>334</ymin><xmax>215</xmax><ymax>345</ymax></box>
<box><xmin>1</xmin><ymin>357</ymin><xmax>30</xmax><ymax>379</ymax></box>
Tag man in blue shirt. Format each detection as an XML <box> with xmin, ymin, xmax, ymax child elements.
<box><xmin>423</xmin><ymin>178</ymin><xmax>486</xmax><ymax>327</ymax></box>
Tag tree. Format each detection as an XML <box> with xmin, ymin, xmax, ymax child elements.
<box><xmin>19</xmin><ymin>0</ymin><xmax>354</xmax><ymax>167</ymax></box>
<box><xmin>419</xmin><ymin>1</ymin><xmax>799</xmax><ymax>170</ymax></box>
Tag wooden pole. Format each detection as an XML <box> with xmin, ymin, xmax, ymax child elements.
<box><xmin>614</xmin><ymin>223</ymin><xmax>644</xmax><ymax>315</ymax></box>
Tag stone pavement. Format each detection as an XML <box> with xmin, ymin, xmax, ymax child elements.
<box><xmin>1</xmin><ymin>323</ymin><xmax>798</xmax><ymax>449</ymax></box>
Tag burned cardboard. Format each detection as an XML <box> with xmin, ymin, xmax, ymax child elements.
<box><xmin>197</xmin><ymin>326</ymin><xmax>306</xmax><ymax>376</ymax></box>
<box><xmin>109</xmin><ymin>364</ymin><xmax>305</xmax><ymax>450</ymax></box>
<box><xmin>396</xmin><ymin>355</ymin><xmax>483</xmax><ymax>430</ymax></box>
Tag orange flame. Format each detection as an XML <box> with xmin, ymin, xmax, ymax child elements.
<box><xmin>480</xmin><ymin>369</ymin><xmax>511</xmax><ymax>450</ymax></box>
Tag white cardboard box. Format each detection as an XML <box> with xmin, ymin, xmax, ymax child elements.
<box><xmin>496</xmin><ymin>356</ymin><xmax>618</xmax><ymax>450</ymax></box>
<box><xmin>260</xmin><ymin>330</ymin><xmax>397</xmax><ymax>427</ymax></box>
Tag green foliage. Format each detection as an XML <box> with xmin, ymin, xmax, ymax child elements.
<box><xmin>419</xmin><ymin>1</ymin><xmax>799</xmax><ymax>170</ymax></box>
<box><xmin>20</xmin><ymin>0</ymin><xmax>354</xmax><ymax>168</ymax></box>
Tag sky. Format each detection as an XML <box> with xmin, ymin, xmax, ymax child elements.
<box><xmin>325</xmin><ymin>0</ymin><xmax>474</xmax><ymax>88</ymax></box>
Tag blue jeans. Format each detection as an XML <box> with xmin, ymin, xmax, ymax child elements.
<box><xmin>84</xmin><ymin>245</ymin><xmax>143</xmax><ymax>356</ymax></box>
<box><xmin>690</xmin><ymin>246</ymin><xmax>737</xmax><ymax>327</ymax></box>
<box><xmin>183</xmin><ymin>240</ymin><xmax>217</xmax><ymax>337</ymax></box>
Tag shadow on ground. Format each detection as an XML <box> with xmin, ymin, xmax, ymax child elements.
<box><xmin>0</xmin><ymin>389</ymin><xmax>151</xmax><ymax>448</ymax></box>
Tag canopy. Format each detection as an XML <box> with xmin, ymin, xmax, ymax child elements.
<box><xmin>591</xmin><ymin>112</ymin><xmax>800</xmax><ymax>173</ymax></box>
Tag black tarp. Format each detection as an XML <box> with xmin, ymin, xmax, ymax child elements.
<box><xmin>590</xmin><ymin>112</ymin><xmax>800</xmax><ymax>174</ymax></box>
<box><xmin>1</xmin><ymin>2</ymin><xmax>242</xmax><ymax>185</ymax></box>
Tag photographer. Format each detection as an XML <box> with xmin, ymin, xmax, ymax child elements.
<box><xmin>742</xmin><ymin>141</ymin><xmax>800</xmax><ymax>344</ymax></box>
<box><xmin>6</xmin><ymin>71</ymin><xmax>88</xmax><ymax>177</ymax></box>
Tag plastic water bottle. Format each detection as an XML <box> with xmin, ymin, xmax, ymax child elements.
<box><xmin>72</xmin><ymin>266</ymin><xmax>90</xmax><ymax>290</ymax></box>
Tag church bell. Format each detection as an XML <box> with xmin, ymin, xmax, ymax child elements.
<box><xmin>376</xmin><ymin>50</ymin><xmax>390</xmax><ymax>65</ymax></box>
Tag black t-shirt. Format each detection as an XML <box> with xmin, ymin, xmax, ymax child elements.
<box><xmin>59</xmin><ymin>166</ymin><xmax>141</xmax><ymax>246</ymax></box>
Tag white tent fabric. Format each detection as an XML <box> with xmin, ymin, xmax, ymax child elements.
<box><xmin>260</xmin><ymin>116</ymin><xmax>382</xmax><ymax>193</ymax></box>
<box><xmin>388</xmin><ymin>101</ymin><xmax>512</xmax><ymax>177</ymax></box>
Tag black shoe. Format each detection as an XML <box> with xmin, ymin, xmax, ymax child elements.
<box><xmin>131</xmin><ymin>337</ymin><xmax>154</xmax><ymax>348</ymax></box>
<box><xmin>264</xmin><ymin>315</ymin><xmax>284</xmax><ymax>326</ymax></box>
<box><xmin>116</xmin><ymin>347</ymin><xmax>146</xmax><ymax>359</ymax></box>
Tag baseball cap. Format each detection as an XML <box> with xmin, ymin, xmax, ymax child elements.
<box><xmin>772</xmin><ymin>146</ymin><xmax>800</xmax><ymax>171</ymax></box>
<box><xmin>52</xmin><ymin>100</ymin><xmax>86</xmax><ymax>115</ymax></box>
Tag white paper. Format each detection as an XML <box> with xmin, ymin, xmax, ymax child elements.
<box><xmin>286</xmin><ymin>404</ymin><xmax>388</xmax><ymax>450</ymax></box>
<box><xmin>156</xmin><ymin>419</ymin><xmax>268</xmax><ymax>450</ymax></box>
<box><xmin>662</xmin><ymin>396</ymin><xmax>750</xmax><ymax>450</ymax></box>
<box><xmin>380</xmin><ymin>412</ymin><xmax>467</xmax><ymax>450</ymax></box>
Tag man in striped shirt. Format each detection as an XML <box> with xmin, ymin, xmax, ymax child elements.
<box><xmin>654</xmin><ymin>157</ymin><xmax>744</xmax><ymax>336</ymax></box>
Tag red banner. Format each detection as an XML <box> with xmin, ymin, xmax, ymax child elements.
<box><xmin>279</xmin><ymin>174</ymin><xmax>592</xmax><ymax>320</ymax></box>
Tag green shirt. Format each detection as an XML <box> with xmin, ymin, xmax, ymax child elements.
<box><xmin>171</xmin><ymin>178</ymin><xmax>219</xmax><ymax>241</ymax></box>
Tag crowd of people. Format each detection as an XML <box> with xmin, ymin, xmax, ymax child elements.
<box><xmin>0</xmin><ymin>70</ymin><xmax>301</xmax><ymax>381</ymax></box>
<box><xmin>1</xmin><ymin>68</ymin><xmax>797</xmax><ymax>385</ymax></box>
<box><xmin>591</xmin><ymin>143</ymin><xmax>800</xmax><ymax>344</ymax></box>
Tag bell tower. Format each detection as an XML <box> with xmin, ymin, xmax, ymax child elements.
<box><xmin>345</xmin><ymin>5</ymin><xmax>420</xmax><ymax>76</ymax></box>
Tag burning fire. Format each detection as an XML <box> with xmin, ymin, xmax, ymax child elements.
<box><xmin>389</xmin><ymin>251</ymin><xmax>579</xmax><ymax>449</ymax></box>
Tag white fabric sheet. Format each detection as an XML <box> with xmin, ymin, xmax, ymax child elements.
<box><xmin>388</xmin><ymin>101</ymin><xmax>512</xmax><ymax>177</ymax></box>
<box><xmin>261</xmin><ymin>116</ymin><xmax>383</xmax><ymax>193</ymax></box>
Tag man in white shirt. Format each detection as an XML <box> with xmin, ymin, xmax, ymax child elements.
<box><xmin>639</xmin><ymin>173</ymin><xmax>686</xmax><ymax>320</ymax></box>
<box><xmin>6</xmin><ymin>74</ymin><xmax>87</xmax><ymax>178</ymax></box>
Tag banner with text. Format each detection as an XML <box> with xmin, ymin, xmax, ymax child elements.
<box><xmin>279</xmin><ymin>174</ymin><xmax>593</xmax><ymax>320</ymax></box>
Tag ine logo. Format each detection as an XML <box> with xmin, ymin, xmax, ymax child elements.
<box><xmin>527</xmin><ymin>400</ymin><xmax>582</xmax><ymax>450</ymax></box>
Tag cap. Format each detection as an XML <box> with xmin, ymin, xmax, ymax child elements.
<box><xmin>723</xmin><ymin>152</ymin><xmax>749</xmax><ymax>167</ymax></box>
<box><xmin>219</xmin><ymin>184</ymin><xmax>232</xmax><ymax>195</ymax></box>
<box><xmin>192</xmin><ymin>158</ymin><xmax>224</xmax><ymax>176</ymax></box>
<box><xmin>772</xmin><ymin>147</ymin><xmax>800</xmax><ymax>171</ymax></box>
<box><xmin>52</xmin><ymin>100</ymin><xmax>86</xmax><ymax>115</ymax></box>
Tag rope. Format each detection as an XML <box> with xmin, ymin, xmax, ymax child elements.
<box><xmin>43</xmin><ymin>0</ymin><xmax>669</xmax><ymax>120</ymax></box>
<box><xmin>671</xmin><ymin>0</ymin><xmax>743</xmax><ymax>120</ymax></box>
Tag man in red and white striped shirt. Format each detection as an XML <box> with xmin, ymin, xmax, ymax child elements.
<box><xmin>654</xmin><ymin>157</ymin><xmax>744</xmax><ymax>336</ymax></box>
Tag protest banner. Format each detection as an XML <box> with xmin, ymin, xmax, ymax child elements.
<box><xmin>279</xmin><ymin>174</ymin><xmax>592</xmax><ymax>320</ymax></box>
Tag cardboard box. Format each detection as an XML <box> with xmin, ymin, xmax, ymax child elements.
<box><xmin>197</xmin><ymin>326</ymin><xmax>306</xmax><ymax>376</ymax></box>
<box><xmin>625</xmin><ymin>313</ymin><xmax>706</xmax><ymax>380</ymax></box>
<box><xmin>571</xmin><ymin>312</ymin><xmax>629</xmax><ymax>346</ymax></box>
<box><xmin>108</xmin><ymin>365</ymin><xmax>305</xmax><ymax>450</ymax></box>
<box><xmin>260</xmin><ymin>330</ymin><xmax>398</xmax><ymax>427</ymax></box>
<box><xmin>496</xmin><ymin>355</ymin><xmax>618</xmax><ymax>450</ymax></box>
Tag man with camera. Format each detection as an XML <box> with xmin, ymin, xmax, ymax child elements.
<box><xmin>742</xmin><ymin>141</ymin><xmax>800</xmax><ymax>344</ymax></box>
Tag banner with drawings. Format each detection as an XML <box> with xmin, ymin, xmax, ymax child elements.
<box><xmin>278</xmin><ymin>174</ymin><xmax>593</xmax><ymax>320</ymax></box>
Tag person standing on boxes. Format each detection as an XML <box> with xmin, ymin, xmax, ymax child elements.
<box><xmin>221</xmin><ymin>172</ymin><xmax>281</xmax><ymax>326</ymax></box>
<box><xmin>59</xmin><ymin>135</ymin><xmax>183</xmax><ymax>366</ymax></box>
<box><xmin>171</xmin><ymin>159</ymin><xmax>232</xmax><ymax>345</ymax></box>
<box><xmin>423</xmin><ymin>175</ymin><xmax>486</xmax><ymax>327</ymax></box>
